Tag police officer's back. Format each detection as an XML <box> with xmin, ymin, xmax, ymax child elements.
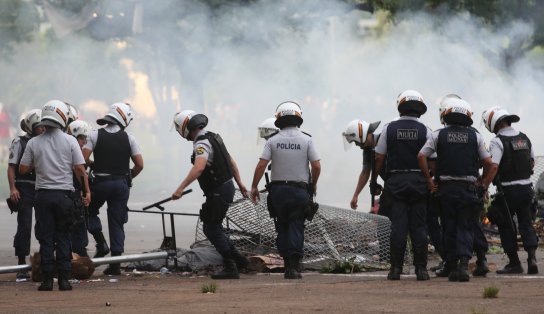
<box><xmin>373</xmin><ymin>90</ymin><xmax>431</xmax><ymax>281</ymax></box>
<box><xmin>19</xmin><ymin>100</ymin><xmax>90</xmax><ymax>291</ymax></box>
<box><xmin>250</xmin><ymin>101</ymin><xmax>321</xmax><ymax>279</ymax></box>
<box><xmin>418</xmin><ymin>98</ymin><xmax>493</xmax><ymax>282</ymax></box>
<box><xmin>82</xmin><ymin>103</ymin><xmax>143</xmax><ymax>275</ymax></box>
<box><xmin>481</xmin><ymin>106</ymin><xmax>538</xmax><ymax>275</ymax></box>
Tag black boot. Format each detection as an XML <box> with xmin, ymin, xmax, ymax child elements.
<box><xmin>38</xmin><ymin>272</ymin><xmax>53</xmax><ymax>291</ymax></box>
<box><xmin>448</xmin><ymin>260</ymin><xmax>459</xmax><ymax>282</ymax></box>
<box><xmin>92</xmin><ymin>232</ymin><xmax>110</xmax><ymax>258</ymax></box>
<box><xmin>231</xmin><ymin>248</ymin><xmax>250</xmax><ymax>272</ymax></box>
<box><xmin>103</xmin><ymin>251</ymin><xmax>121</xmax><ymax>276</ymax></box>
<box><xmin>58</xmin><ymin>271</ymin><xmax>72</xmax><ymax>291</ymax></box>
<box><xmin>413</xmin><ymin>246</ymin><xmax>430</xmax><ymax>281</ymax></box>
<box><xmin>527</xmin><ymin>247</ymin><xmax>539</xmax><ymax>275</ymax></box>
<box><xmin>211</xmin><ymin>258</ymin><xmax>240</xmax><ymax>279</ymax></box>
<box><xmin>284</xmin><ymin>255</ymin><xmax>302</xmax><ymax>279</ymax></box>
<box><xmin>387</xmin><ymin>249</ymin><xmax>403</xmax><ymax>280</ymax></box>
<box><xmin>458</xmin><ymin>257</ymin><xmax>470</xmax><ymax>282</ymax></box>
<box><xmin>472</xmin><ymin>251</ymin><xmax>489</xmax><ymax>277</ymax></box>
<box><xmin>496</xmin><ymin>252</ymin><xmax>523</xmax><ymax>274</ymax></box>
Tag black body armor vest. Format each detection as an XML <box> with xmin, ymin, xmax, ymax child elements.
<box><xmin>191</xmin><ymin>132</ymin><xmax>233</xmax><ymax>193</ymax></box>
<box><xmin>436</xmin><ymin>126</ymin><xmax>479</xmax><ymax>178</ymax></box>
<box><xmin>498</xmin><ymin>132</ymin><xmax>532</xmax><ymax>182</ymax></box>
<box><xmin>15</xmin><ymin>136</ymin><xmax>36</xmax><ymax>182</ymax></box>
<box><xmin>386</xmin><ymin>119</ymin><xmax>427</xmax><ymax>172</ymax></box>
<box><xmin>93</xmin><ymin>129</ymin><xmax>131</xmax><ymax>175</ymax></box>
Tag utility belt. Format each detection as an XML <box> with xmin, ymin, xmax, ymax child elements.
<box><xmin>36</xmin><ymin>188</ymin><xmax>72</xmax><ymax>194</ymax></box>
<box><xmin>269</xmin><ymin>180</ymin><xmax>308</xmax><ymax>190</ymax></box>
<box><xmin>387</xmin><ymin>169</ymin><xmax>421</xmax><ymax>177</ymax></box>
<box><xmin>15</xmin><ymin>180</ymin><xmax>35</xmax><ymax>185</ymax></box>
<box><xmin>92</xmin><ymin>174</ymin><xmax>131</xmax><ymax>187</ymax></box>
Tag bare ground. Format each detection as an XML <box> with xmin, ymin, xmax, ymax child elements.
<box><xmin>1</xmin><ymin>253</ymin><xmax>544</xmax><ymax>314</ymax></box>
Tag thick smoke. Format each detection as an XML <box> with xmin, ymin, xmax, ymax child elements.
<box><xmin>2</xmin><ymin>0</ymin><xmax>543</xmax><ymax>213</ymax></box>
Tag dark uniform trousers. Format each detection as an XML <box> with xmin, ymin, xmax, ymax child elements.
<box><xmin>498</xmin><ymin>184</ymin><xmax>538</xmax><ymax>254</ymax></box>
<box><xmin>87</xmin><ymin>178</ymin><xmax>129</xmax><ymax>253</ymax></box>
<box><xmin>438</xmin><ymin>181</ymin><xmax>480</xmax><ymax>262</ymax></box>
<box><xmin>201</xmin><ymin>180</ymin><xmax>235</xmax><ymax>256</ymax></box>
<box><xmin>35</xmin><ymin>190</ymin><xmax>73</xmax><ymax>273</ymax></box>
<box><xmin>472</xmin><ymin>216</ymin><xmax>488</xmax><ymax>255</ymax></box>
<box><xmin>386</xmin><ymin>172</ymin><xmax>428</xmax><ymax>266</ymax></box>
<box><xmin>426</xmin><ymin>194</ymin><xmax>444</xmax><ymax>260</ymax></box>
<box><xmin>70</xmin><ymin>191</ymin><xmax>89</xmax><ymax>257</ymax></box>
<box><xmin>14</xmin><ymin>182</ymin><xmax>37</xmax><ymax>257</ymax></box>
<box><xmin>269</xmin><ymin>184</ymin><xmax>309</xmax><ymax>258</ymax></box>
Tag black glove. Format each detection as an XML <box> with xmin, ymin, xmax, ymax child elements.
<box><xmin>369</xmin><ymin>182</ymin><xmax>383</xmax><ymax>196</ymax></box>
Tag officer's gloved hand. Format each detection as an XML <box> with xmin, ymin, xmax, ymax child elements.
<box><xmin>369</xmin><ymin>182</ymin><xmax>382</xmax><ymax>196</ymax></box>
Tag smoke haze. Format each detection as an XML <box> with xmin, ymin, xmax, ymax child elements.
<box><xmin>2</xmin><ymin>0</ymin><xmax>543</xmax><ymax>213</ymax></box>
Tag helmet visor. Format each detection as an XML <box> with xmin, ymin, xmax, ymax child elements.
<box><xmin>342</xmin><ymin>132</ymin><xmax>354</xmax><ymax>151</ymax></box>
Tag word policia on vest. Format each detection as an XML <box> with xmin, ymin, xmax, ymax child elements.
<box><xmin>396</xmin><ymin>129</ymin><xmax>418</xmax><ymax>140</ymax></box>
<box><xmin>277</xmin><ymin>143</ymin><xmax>301</xmax><ymax>150</ymax></box>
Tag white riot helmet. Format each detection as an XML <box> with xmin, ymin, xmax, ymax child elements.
<box><xmin>275</xmin><ymin>101</ymin><xmax>303</xmax><ymax>128</ymax></box>
<box><xmin>68</xmin><ymin>120</ymin><xmax>90</xmax><ymax>139</ymax></box>
<box><xmin>396</xmin><ymin>90</ymin><xmax>427</xmax><ymax>116</ymax></box>
<box><xmin>20</xmin><ymin>109</ymin><xmax>42</xmax><ymax>134</ymax></box>
<box><xmin>66</xmin><ymin>104</ymin><xmax>79</xmax><ymax>125</ymax></box>
<box><xmin>173</xmin><ymin>110</ymin><xmax>209</xmax><ymax>139</ymax></box>
<box><xmin>438</xmin><ymin>94</ymin><xmax>461</xmax><ymax>125</ymax></box>
<box><xmin>40</xmin><ymin>100</ymin><xmax>70</xmax><ymax>128</ymax></box>
<box><xmin>342</xmin><ymin>119</ymin><xmax>381</xmax><ymax>150</ymax></box>
<box><xmin>442</xmin><ymin>98</ymin><xmax>474</xmax><ymax>126</ymax></box>
<box><xmin>97</xmin><ymin>102</ymin><xmax>133</xmax><ymax>128</ymax></box>
<box><xmin>481</xmin><ymin>106</ymin><xmax>520</xmax><ymax>134</ymax></box>
<box><xmin>258</xmin><ymin>117</ymin><xmax>278</xmax><ymax>140</ymax></box>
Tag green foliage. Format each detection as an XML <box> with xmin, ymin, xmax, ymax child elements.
<box><xmin>470</xmin><ymin>306</ymin><xmax>487</xmax><ymax>314</ymax></box>
<box><xmin>483</xmin><ymin>285</ymin><xmax>500</xmax><ymax>299</ymax></box>
<box><xmin>0</xmin><ymin>0</ymin><xmax>40</xmax><ymax>56</ymax></box>
<box><xmin>201</xmin><ymin>282</ymin><xmax>218</xmax><ymax>293</ymax></box>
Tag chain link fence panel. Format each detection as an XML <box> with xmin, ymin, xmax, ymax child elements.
<box><xmin>195</xmin><ymin>190</ymin><xmax>412</xmax><ymax>270</ymax></box>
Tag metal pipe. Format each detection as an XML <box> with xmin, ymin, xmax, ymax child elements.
<box><xmin>0</xmin><ymin>251</ymin><xmax>170</xmax><ymax>274</ymax></box>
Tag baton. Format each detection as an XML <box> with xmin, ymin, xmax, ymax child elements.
<box><xmin>82</xmin><ymin>176</ymin><xmax>89</xmax><ymax>227</ymax></box>
<box><xmin>142</xmin><ymin>189</ymin><xmax>192</xmax><ymax>211</ymax></box>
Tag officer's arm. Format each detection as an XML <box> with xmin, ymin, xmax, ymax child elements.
<box><xmin>229</xmin><ymin>156</ymin><xmax>248</xmax><ymax>197</ymax></box>
<box><xmin>82</xmin><ymin>148</ymin><xmax>93</xmax><ymax>165</ymax></box>
<box><xmin>130</xmin><ymin>154</ymin><xmax>144</xmax><ymax>178</ymax></box>
<box><xmin>74</xmin><ymin>164</ymin><xmax>91</xmax><ymax>205</ymax></box>
<box><xmin>250</xmin><ymin>159</ymin><xmax>269</xmax><ymax>203</ymax></box>
<box><xmin>372</xmin><ymin>153</ymin><xmax>385</xmax><ymax>183</ymax></box>
<box><xmin>353</xmin><ymin>168</ymin><xmax>370</xmax><ymax>199</ymax></box>
<box><xmin>7</xmin><ymin>164</ymin><xmax>20</xmax><ymax>202</ymax></box>
<box><xmin>173</xmin><ymin>157</ymin><xmax>207</xmax><ymax>199</ymax></box>
<box><xmin>310</xmin><ymin>160</ymin><xmax>321</xmax><ymax>195</ymax></box>
<box><xmin>19</xmin><ymin>164</ymin><xmax>32</xmax><ymax>175</ymax></box>
<box><xmin>481</xmin><ymin>159</ymin><xmax>498</xmax><ymax>190</ymax></box>
<box><xmin>417</xmin><ymin>153</ymin><xmax>432</xmax><ymax>181</ymax></box>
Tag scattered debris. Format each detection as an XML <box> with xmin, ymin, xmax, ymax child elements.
<box><xmin>105</xmin><ymin>302</ymin><xmax>111</xmax><ymax>307</ymax></box>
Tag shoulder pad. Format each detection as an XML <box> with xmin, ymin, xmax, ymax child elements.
<box><xmin>301</xmin><ymin>131</ymin><xmax>312</xmax><ymax>137</ymax></box>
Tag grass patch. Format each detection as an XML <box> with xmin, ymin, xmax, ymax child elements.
<box><xmin>470</xmin><ymin>306</ymin><xmax>487</xmax><ymax>314</ymax></box>
<box><xmin>482</xmin><ymin>286</ymin><xmax>499</xmax><ymax>299</ymax></box>
<box><xmin>201</xmin><ymin>282</ymin><xmax>218</xmax><ymax>294</ymax></box>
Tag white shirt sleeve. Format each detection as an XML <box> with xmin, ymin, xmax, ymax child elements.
<box><xmin>476</xmin><ymin>133</ymin><xmax>491</xmax><ymax>160</ymax></box>
<box><xmin>260</xmin><ymin>139</ymin><xmax>272</xmax><ymax>161</ymax></box>
<box><xmin>19</xmin><ymin>139</ymin><xmax>34</xmax><ymax>167</ymax></box>
<box><xmin>489</xmin><ymin>137</ymin><xmax>503</xmax><ymax>165</ymax></box>
<box><xmin>419</xmin><ymin>130</ymin><xmax>439</xmax><ymax>157</ymax></box>
<box><xmin>374</xmin><ymin>123</ymin><xmax>389</xmax><ymax>155</ymax></box>
<box><xmin>70</xmin><ymin>136</ymin><xmax>86</xmax><ymax>166</ymax></box>
<box><xmin>8</xmin><ymin>138</ymin><xmax>22</xmax><ymax>165</ymax></box>
<box><xmin>307</xmin><ymin>137</ymin><xmax>320</xmax><ymax>162</ymax></box>
<box><xmin>83</xmin><ymin>130</ymin><xmax>98</xmax><ymax>151</ymax></box>
<box><xmin>194</xmin><ymin>140</ymin><xmax>211</xmax><ymax>160</ymax></box>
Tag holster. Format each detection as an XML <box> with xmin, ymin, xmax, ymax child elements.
<box><xmin>266</xmin><ymin>192</ymin><xmax>276</xmax><ymax>218</ymax></box>
<box><xmin>304</xmin><ymin>200</ymin><xmax>319</xmax><ymax>222</ymax></box>
<box><xmin>6</xmin><ymin>198</ymin><xmax>19</xmax><ymax>214</ymax></box>
<box><xmin>200</xmin><ymin>194</ymin><xmax>229</xmax><ymax>224</ymax></box>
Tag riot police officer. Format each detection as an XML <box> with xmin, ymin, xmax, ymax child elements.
<box><xmin>19</xmin><ymin>100</ymin><xmax>90</xmax><ymax>291</ymax></box>
<box><xmin>172</xmin><ymin>110</ymin><xmax>249</xmax><ymax>279</ymax></box>
<box><xmin>481</xmin><ymin>106</ymin><xmax>539</xmax><ymax>274</ymax></box>
<box><xmin>258</xmin><ymin>117</ymin><xmax>278</xmax><ymax>141</ymax></box>
<box><xmin>83</xmin><ymin>103</ymin><xmax>144</xmax><ymax>275</ymax></box>
<box><xmin>7</xmin><ymin>109</ymin><xmax>44</xmax><ymax>279</ymax></box>
<box><xmin>250</xmin><ymin>101</ymin><xmax>321</xmax><ymax>279</ymax></box>
<box><xmin>342</xmin><ymin>119</ymin><xmax>381</xmax><ymax>211</ymax></box>
<box><xmin>418</xmin><ymin>99</ymin><xmax>494</xmax><ymax>282</ymax></box>
<box><xmin>373</xmin><ymin>90</ymin><xmax>431</xmax><ymax>281</ymax></box>
<box><xmin>67</xmin><ymin>120</ymin><xmax>92</xmax><ymax>257</ymax></box>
